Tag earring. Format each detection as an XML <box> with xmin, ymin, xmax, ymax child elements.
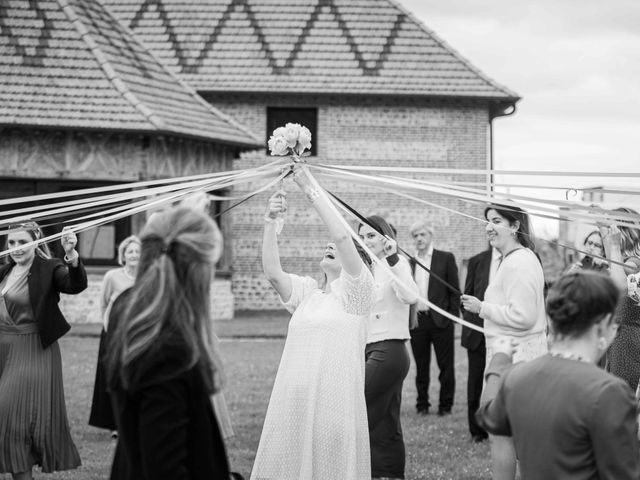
<box><xmin>597</xmin><ymin>337</ymin><xmax>608</xmax><ymax>351</ymax></box>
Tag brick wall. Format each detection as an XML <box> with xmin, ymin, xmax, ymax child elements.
<box><xmin>59</xmin><ymin>273</ymin><xmax>235</xmax><ymax>323</ymax></box>
<box><xmin>203</xmin><ymin>93</ymin><xmax>493</xmax><ymax>310</ymax></box>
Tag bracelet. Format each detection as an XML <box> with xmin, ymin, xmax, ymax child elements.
<box><xmin>64</xmin><ymin>250</ymin><xmax>79</xmax><ymax>264</ymax></box>
<box><xmin>304</xmin><ymin>187</ymin><xmax>321</xmax><ymax>203</ymax></box>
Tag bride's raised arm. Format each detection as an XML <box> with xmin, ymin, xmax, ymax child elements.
<box><xmin>262</xmin><ymin>190</ymin><xmax>292</xmax><ymax>302</ymax></box>
<box><xmin>293</xmin><ymin>165</ymin><xmax>363</xmax><ymax>278</ymax></box>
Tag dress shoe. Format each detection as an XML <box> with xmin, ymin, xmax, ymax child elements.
<box><xmin>437</xmin><ymin>408</ymin><xmax>451</xmax><ymax>416</ymax></box>
<box><xmin>472</xmin><ymin>434</ymin><xmax>488</xmax><ymax>443</ymax></box>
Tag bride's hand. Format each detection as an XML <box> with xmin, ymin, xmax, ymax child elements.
<box><xmin>265</xmin><ymin>191</ymin><xmax>287</xmax><ymax>219</ymax></box>
<box><xmin>292</xmin><ymin>165</ymin><xmax>321</xmax><ymax>203</ymax></box>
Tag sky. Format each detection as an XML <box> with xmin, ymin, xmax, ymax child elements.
<box><xmin>400</xmin><ymin>0</ymin><xmax>640</xmax><ymax>237</ymax></box>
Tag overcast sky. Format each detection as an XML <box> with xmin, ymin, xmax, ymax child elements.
<box><xmin>400</xmin><ymin>0</ymin><xmax>640</xmax><ymax>236</ymax></box>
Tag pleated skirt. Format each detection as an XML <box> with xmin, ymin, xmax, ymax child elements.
<box><xmin>0</xmin><ymin>322</ymin><xmax>81</xmax><ymax>473</ymax></box>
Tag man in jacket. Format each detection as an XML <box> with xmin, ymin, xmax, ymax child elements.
<box><xmin>408</xmin><ymin>219</ymin><xmax>460</xmax><ymax>416</ymax></box>
<box><xmin>461</xmin><ymin>247</ymin><xmax>499</xmax><ymax>442</ymax></box>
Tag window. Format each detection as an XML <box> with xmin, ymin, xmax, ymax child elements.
<box><xmin>266</xmin><ymin>107</ymin><xmax>318</xmax><ymax>156</ymax></box>
<box><xmin>0</xmin><ymin>180</ymin><xmax>131</xmax><ymax>266</ymax></box>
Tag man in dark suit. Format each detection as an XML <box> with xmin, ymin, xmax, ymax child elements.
<box><xmin>461</xmin><ymin>247</ymin><xmax>497</xmax><ymax>442</ymax></box>
<box><xmin>408</xmin><ymin>219</ymin><xmax>460</xmax><ymax>416</ymax></box>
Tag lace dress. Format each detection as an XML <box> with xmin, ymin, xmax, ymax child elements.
<box><xmin>606</xmin><ymin>259</ymin><xmax>640</xmax><ymax>390</ymax></box>
<box><xmin>251</xmin><ymin>268</ymin><xmax>374</xmax><ymax>480</ymax></box>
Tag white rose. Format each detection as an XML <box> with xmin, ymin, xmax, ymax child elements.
<box><xmin>283</xmin><ymin>123</ymin><xmax>300</xmax><ymax>148</ymax></box>
<box><xmin>268</xmin><ymin>135</ymin><xmax>290</xmax><ymax>156</ymax></box>
<box><xmin>297</xmin><ymin>126</ymin><xmax>312</xmax><ymax>153</ymax></box>
<box><xmin>273</xmin><ymin>126</ymin><xmax>287</xmax><ymax>138</ymax></box>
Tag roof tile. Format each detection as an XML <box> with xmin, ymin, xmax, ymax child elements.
<box><xmin>102</xmin><ymin>0</ymin><xmax>517</xmax><ymax>100</ymax></box>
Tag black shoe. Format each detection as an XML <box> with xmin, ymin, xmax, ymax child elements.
<box><xmin>472</xmin><ymin>434</ymin><xmax>488</xmax><ymax>443</ymax></box>
<box><xmin>437</xmin><ymin>408</ymin><xmax>451</xmax><ymax>416</ymax></box>
<box><xmin>417</xmin><ymin>407</ymin><xmax>429</xmax><ymax>415</ymax></box>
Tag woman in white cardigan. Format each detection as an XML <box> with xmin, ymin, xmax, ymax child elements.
<box><xmin>359</xmin><ymin>215</ymin><xmax>418</xmax><ymax>480</ymax></box>
<box><xmin>462</xmin><ymin>204</ymin><xmax>547</xmax><ymax>480</ymax></box>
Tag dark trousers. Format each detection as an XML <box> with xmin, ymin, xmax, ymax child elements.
<box><xmin>365</xmin><ymin>340</ymin><xmax>410</xmax><ymax>479</ymax></box>
<box><xmin>466</xmin><ymin>343</ymin><xmax>488</xmax><ymax>439</ymax></box>
<box><xmin>409</xmin><ymin>311</ymin><xmax>455</xmax><ymax>412</ymax></box>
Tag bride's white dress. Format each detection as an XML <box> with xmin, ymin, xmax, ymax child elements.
<box><xmin>251</xmin><ymin>268</ymin><xmax>374</xmax><ymax>480</ymax></box>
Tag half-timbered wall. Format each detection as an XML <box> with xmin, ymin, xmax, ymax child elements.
<box><xmin>0</xmin><ymin>127</ymin><xmax>240</xmax><ymax>320</ymax></box>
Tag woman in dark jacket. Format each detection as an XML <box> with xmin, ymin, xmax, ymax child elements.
<box><xmin>477</xmin><ymin>272</ymin><xmax>640</xmax><ymax>479</ymax></box>
<box><xmin>106</xmin><ymin>206</ymin><xmax>230</xmax><ymax>480</ymax></box>
<box><xmin>0</xmin><ymin>222</ymin><xmax>86</xmax><ymax>480</ymax></box>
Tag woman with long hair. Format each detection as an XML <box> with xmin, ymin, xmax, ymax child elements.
<box><xmin>106</xmin><ymin>206</ymin><xmax>228</xmax><ymax>480</ymax></box>
<box><xmin>601</xmin><ymin>207</ymin><xmax>640</xmax><ymax>390</ymax></box>
<box><xmin>0</xmin><ymin>222</ymin><xmax>86</xmax><ymax>479</ymax></box>
<box><xmin>252</xmin><ymin>166</ymin><xmax>375</xmax><ymax>480</ymax></box>
<box><xmin>461</xmin><ymin>204</ymin><xmax>547</xmax><ymax>480</ymax></box>
<box><xmin>358</xmin><ymin>215</ymin><xmax>418</xmax><ymax>480</ymax></box>
<box><xmin>477</xmin><ymin>272</ymin><xmax>640</xmax><ymax>479</ymax></box>
<box><xmin>565</xmin><ymin>230</ymin><xmax>608</xmax><ymax>274</ymax></box>
<box><xmin>89</xmin><ymin>235</ymin><xmax>140</xmax><ymax>436</ymax></box>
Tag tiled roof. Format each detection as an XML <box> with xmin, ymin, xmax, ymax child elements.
<box><xmin>0</xmin><ymin>0</ymin><xmax>262</xmax><ymax>146</ymax></box>
<box><xmin>100</xmin><ymin>0</ymin><xmax>519</xmax><ymax>101</ymax></box>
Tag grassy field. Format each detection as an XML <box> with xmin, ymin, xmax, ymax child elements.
<box><xmin>16</xmin><ymin>314</ymin><xmax>492</xmax><ymax>480</ymax></box>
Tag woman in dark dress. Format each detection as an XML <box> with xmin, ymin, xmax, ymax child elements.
<box><xmin>0</xmin><ymin>222</ymin><xmax>86</xmax><ymax>480</ymax></box>
<box><xmin>106</xmin><ymin>206</ymin><xmax>229</xmax><ymax>480</ymax></box>
<box><xmin>477</xmin><ymin>272</ymin><xmax>640</xmax><ymax>480</ymax></box>
<box><xmin>89</xmin><ymin>235</ymin><xmax>140</xmax><ymax>436</ymax></box>
<box><xmin>602</xmin><ymin>207</ymin><xmax>640</xmax><ymax>390</ymax></box>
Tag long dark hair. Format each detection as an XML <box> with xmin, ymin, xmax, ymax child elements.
<box><xmin>360</xmin><ymin>215</ymin><xmax>396</xmax><ymax>240</ymax></box>
<box><xmin>484</xmin><ymin>204</ymin><xmax>535</xmax><ymax>251</ymax></box>
<box><xmin>107</xmin><ymin>207</ymin><xmax>223</xmax><ymax>393</ymax></box>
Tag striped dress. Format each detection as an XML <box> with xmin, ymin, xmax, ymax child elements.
<box><xmin>0</xmin><ymin>268</ymin><xmax>80</xmax><ymax>473</ymax></box>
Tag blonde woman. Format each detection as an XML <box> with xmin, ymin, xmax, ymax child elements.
<box><xmin>106</xmin><ymin>207</ymin><xmax>228</xmax><ymax>479</ymax></box>
<box><xmin>89</xmin><ymin>235</ymin><xmax>140</xmax><ymax>435</ymax></box>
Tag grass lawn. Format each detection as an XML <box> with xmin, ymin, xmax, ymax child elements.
<box><xmin>18</xmin><ymin>314</ymin><xmax>492</xmax><ymax>480</ymax></box>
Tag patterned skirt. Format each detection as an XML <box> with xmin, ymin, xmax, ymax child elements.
<box><xmin>606</xmin><ymin>296</ymin><xmax>640</xmax><ymax>391</ymax></box>
<box><xmin>0</xmin><ymin>322</ymin><xmax>81</xmax><ymax>473</ymax></box>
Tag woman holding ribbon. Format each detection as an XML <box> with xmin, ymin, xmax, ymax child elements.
<box><xmin>89</xmin><ymin>235</ymin><xmax>140</xmax><ymax>436</ymax></box>
<box><xmin>358</xmin><ymin>216</ymin><xmax>418</xmax><ymax>480</ymax></box>
<box><xmin>461</xmin><ymin>204</ymin><xmax>547</xmax><ymax>480</ymax></box>
<box><xmin>0</xmin><ymin>222</ymin><xmax>86</xmax><ymax>479</ymax></box>
<box><xmin>251</xmin><ymin>166</ymin><xmax>375</xmax><ymax>480</ymax></box>
<box><xmin>565</xmin><ymin>230</ymin><xmax>608</xmax><ymax>275</ymax></box>
<box><xmin>477</xmin><ymin>271</ymin><xmax>640</xmax><ymax>479</ymax></box>
<box><xmin>601</xmin><ymin>207</ymin><xmax>640</xmax><ymax>390</ymax></box>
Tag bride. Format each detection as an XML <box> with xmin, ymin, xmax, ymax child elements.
<box><xmin>251</xmin><ymin>166</ymin><xmax>374</xmax><ymax>480</ymax></box>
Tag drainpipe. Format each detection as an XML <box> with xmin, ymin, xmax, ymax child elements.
<box><xmin>488</xmin><ymin>101</ymin><xmax>518</xmax><ymax>195</ymax></box>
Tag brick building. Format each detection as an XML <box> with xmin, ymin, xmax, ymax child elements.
<box><xmin>103</xmin><ymin>0</ymin><xmax>520</xmax><ymax>310</ymax></box>
<box><xmin>0</xmin><ymin>0</ymin><xmax>261</xmax><ymax>321</ymax></box>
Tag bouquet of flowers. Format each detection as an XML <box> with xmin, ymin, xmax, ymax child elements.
<box><xmin>267</xmin><ymin>123</ymin><xmax>312</xmax><ymax>160</ymax></box>
<box><xmin>266</xmin><ymin>123</ymin><xmax>312</xmax><ymax>235</ymax></box>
